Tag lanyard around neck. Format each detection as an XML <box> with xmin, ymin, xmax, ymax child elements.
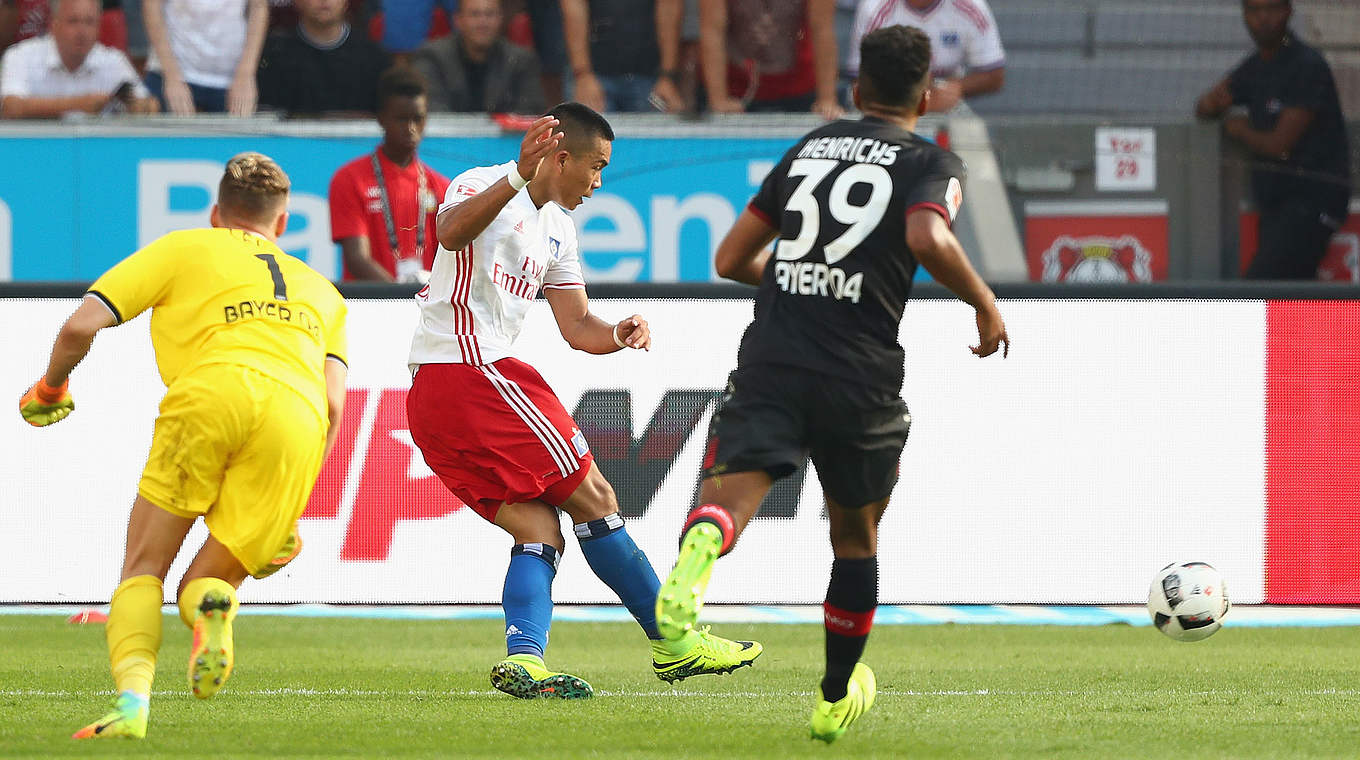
<box><xmin>371</xmin><ymin>150</ymin><xmax>430</xmax><ymax>262</ymax></box>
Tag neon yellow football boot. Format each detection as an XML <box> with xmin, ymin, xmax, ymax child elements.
<box><xmin>656</xmin><ymin>522</ymin><xmax>723</xmax><ymax>641</ymax></box>
<box><xmin>809</xmin><ymin>662</ymin><xmax>876</xmax><ymax>743</ymax></box>
<box><xmin>188</xmin><ymin>589</ymin><xmax>235</xmax><ymax>699</ymax></box>
<box><xmin>490</xmin><ymin>654</ymin><xmax>594</xmax><ymax>699</ymax></box>
<box><xmin>71</xmin><ymin>691</ymin><xmax>148</xmax><ymax>739</ymax></box>
<box><xmin>652</xmin><ymin>626</ymin><xmax>762</xmax><ymax>683</ymax></box>
<box><xmin>252</xmin><ymin>527</ymin><xmax>302</xmax><ymax>579</ymax></box>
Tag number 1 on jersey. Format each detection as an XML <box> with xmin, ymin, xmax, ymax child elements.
<box><xmin>255</xmin><ymin>253</ymin><xmax>289</xmax><ymax>301</ymax></box>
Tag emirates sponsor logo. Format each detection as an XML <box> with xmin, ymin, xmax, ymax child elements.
<box><xmin>825</xmin><ymin>612</ymin><xmax>858</xmax><ymax>631</ymax></box>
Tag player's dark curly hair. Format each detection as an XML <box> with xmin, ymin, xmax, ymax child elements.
<box><xmin>858</xmin><ymin>25</ymin><xmax>932</xmax><ymax>109</ymax></box>
<box><xmin>377</xmin><ymin>66</ymin><xmax>428</xmax><ymax>111</ymax></box>
<box><xmin>545</xmin><ymin>102</ymin><xmax>615</xmax><ymax>155</ymax></box>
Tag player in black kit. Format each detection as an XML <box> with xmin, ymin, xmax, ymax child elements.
<box><xmin>654</xmin><ymin>25</ymin><xmax>1009</xmax><ymax>743</ymax></box>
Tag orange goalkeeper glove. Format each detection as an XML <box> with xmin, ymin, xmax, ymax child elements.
<box><xmin>19</xmin><ymin>378</ymin><xmax>74</xmax><ymax>427</ymax></box>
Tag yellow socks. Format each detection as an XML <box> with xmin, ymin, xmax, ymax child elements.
<box><xmin>180</xmin><ymin>577</ymin><xmax>238</xmax><ymax>699</ymax></box>
<box><xmin>177</xmin><ymin>577</ymin><xmax>238</xmax><ymax>628</ymax></box>
<box><xmin>106</xmin><ymin>575</ymin><xmax>163</xmax><ymax>698</ymax></box>
<box><xmin>102</xmin><ymin>575</ymin><xmax>240</xmax><ymax>703</ymax></box>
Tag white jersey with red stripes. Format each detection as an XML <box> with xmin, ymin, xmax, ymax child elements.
<box><xmin>847</xmin><ymin>0</ymin><xmax>1005</xmax><ymax>79</ymax></box>
<box><xmin>408</xmin><ymin>161</ymin><xmax>586</xmax><ymax>367</ymax></box>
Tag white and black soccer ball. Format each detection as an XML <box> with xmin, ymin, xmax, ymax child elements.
<box><xmin>1147</xmin><ymin>561</ymin><xmax>1231</xmax><ymax>642</ymax></box>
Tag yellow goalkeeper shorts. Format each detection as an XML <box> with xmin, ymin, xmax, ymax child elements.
<box><xmin>138</xmin><ymin>363</ymin><xmax>327</xmax><ymax>577</ymax></box>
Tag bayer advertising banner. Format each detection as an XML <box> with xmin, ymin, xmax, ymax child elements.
<box><xmin>0</xmin><ymin>129</ymin><xmax>791</xmax><ymax>282</ymax></box>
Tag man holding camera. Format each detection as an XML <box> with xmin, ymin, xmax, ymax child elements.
<box><xmin>0</xmin><ymin>0</ymin><xmax>157</xmax><ymax>118</ymax></box>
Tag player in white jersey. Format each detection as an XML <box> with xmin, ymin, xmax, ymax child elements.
<box><xmin>847</xmin><ymin>0</ymin><xmax>1005</xmax><ymax>112</ymax></box>
<box><xmin>406</xmin><ymin>103</ymin><xmax>762</xmax><ymax>699</ymax></box>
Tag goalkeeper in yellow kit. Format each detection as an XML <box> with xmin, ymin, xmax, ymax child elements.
<box><xmin>19</xmin><ymin>153</ymin><xmax>349</xmax><ymax>740</ymax></box>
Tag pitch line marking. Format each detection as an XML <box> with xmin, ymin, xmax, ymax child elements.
<box><xmin>1</xmin><ymin>687</ymin><xmax>994</xmax><ymax>698</ymax></box>
<box><xmin>10</xmin><ymin>688</ymin><xmax>1360</xmax><ymax>699</ymax></box>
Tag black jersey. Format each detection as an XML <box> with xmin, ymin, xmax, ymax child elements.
<box><xmin>736</xmin><ymin>116</ymin><xmax>967</xmax><ymax>394</ymax></box>
<box><xmin>1228</xmin><ymin>33</ymin><xmax>1351</xmax><ymax>211</ymax></box>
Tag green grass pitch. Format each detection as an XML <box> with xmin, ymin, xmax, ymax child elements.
<box><xmin>2</xmin><ymin>614</ymin><xmax>1359</xmax><ymax>758</ymax></box>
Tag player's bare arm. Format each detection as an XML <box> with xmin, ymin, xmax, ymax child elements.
<box><xmin>1224</xmin><ymin>106</ymin><xmax>1314</xmax><ymax>160</ymax></box>
<box><xmin>18</xmin><ymin>297</ymin><xmax>117</xmax><ymax>426</ymax></box>
<box><xmin>436</xmin><ymin>116</ymin><xmax>563</xmax><ymax>251</ymax></box>
<box><xmin>323</xmin><ymin>358</ymin><xmax>347</xmax><ymax>460</ymax></box>
<box><xmin>338</xmin><ymin>236</ymin><xmax>395</xmax><ymax>282</ymax></box>
<box><xmin>543</xmin><ymin>287</ymin><xmax>651</xmax><ymax>353</ymax></box>
<box><xmin>714</xmin><ymin>209</ymin><xmax>779</xmax><ymax>286</ymax></box>
<box><xmin>1195</xmin><ymin>78</ymin><xmax>1234</xmax><ymax>119</ymax></box>
<box><xmin>42</xmin><ymin>297</ymin><xmax>117</xmax><ymax>386</ymax></box>
<box><xmin>906</xmin><ymin>208</ymin><xmax>1009</xmax><ymax>358</ymax></box>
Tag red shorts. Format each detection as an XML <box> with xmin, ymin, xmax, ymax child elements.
<box><xmin>407</xmin><ymin>358</ymin><xmax>593</xmax><ymax>522</ymax></box>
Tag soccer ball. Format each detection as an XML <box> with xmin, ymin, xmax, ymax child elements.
<box><xmin>1147</xmin><ymin>561</ymin><xmax>1231</xmax><ymax>642</ymax></box>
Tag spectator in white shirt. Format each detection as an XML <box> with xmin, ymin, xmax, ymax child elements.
<box><xmin>848</xmin><ymin>0</ymin><xmax>1005</xmax><ymax>112</ymax></box>
<box><xmin>144</xmin><ymin>0</ymin><xmax>268</xmax><ymax>115</ymax></box>
<box><xmin>0</xmin><ymin>0</ymin><xmax>158</xmax><ymax>118</ymax></box>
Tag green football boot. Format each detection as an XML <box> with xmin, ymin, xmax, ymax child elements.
<box><xmin>189</xmin><ymin>589</ymin><xmax>235</xmax><ymax>699</ymax></box>
<box><xmin>809</xmin><ymin>662</ymin><xmax>876</xmax><ymax>743</ymax></box>
<box><xmin>656</xmin><ymin>522</ymin><xmax>723</xmax><ymax>641</ymax></box>
<box><xmin>652</xmin><ymin>626</ymin><xmax>762</xmax><ymax>683</ymax></box>
<box><xmin>490</xmin><ymin>654</ymin><xmax>594</xmax><ymax>699</ymax></box>
<box><xmin>71</xmin><ymin>691</ymin><xmax>148</xmax><ymax>740</ymax></box>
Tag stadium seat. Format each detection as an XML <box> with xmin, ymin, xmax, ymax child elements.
<box><xmin>1093</xmin><ymin>7</ymin><xmax>1248</xmax><ymax>49</ymax></box>
<box><xmin>99</xmin><ymin>8</ymin><xmax>127</xmax><ymax>53</ymax></box>
<box><xmin>366</xmin><ymin>9</ymin><xmax>452</xmax><ymax>45</ymax></box>
<box><xmin>993</xmin><ymin>7</ymin><xmax>1089</xmax><ymax>52</ymax></box>
<box><xmin>970</xmin><ymin>50</ymin><xmax>1242</xmax><ymax>116</ymax></box>
<box><xmin>1326</xmin><ymin>52</ymin><xmax>1360</xmax><ymax>117</ymax></box>
<box><xmin>1295</xmin><ymin>6</ymin><xmax>1360</xmax><ymax>50</ymax></box>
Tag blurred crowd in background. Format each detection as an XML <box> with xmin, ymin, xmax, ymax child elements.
<box><xmin>0</xmin><ymin>0</ymin><xmax>1013</xmax><ymax>119</ymax></box>
<box><xmin>0</xmin><ymin>0</ymin><xmax>1354</xmax><ymax>283</ymax></box>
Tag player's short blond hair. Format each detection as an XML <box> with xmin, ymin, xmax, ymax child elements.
<box><xmin>218</xmin><ymin>152</ymin><xmax>290</xmax><ymax>223</ymax></box>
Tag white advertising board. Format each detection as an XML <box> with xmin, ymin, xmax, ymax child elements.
<box><xmin>0</xmin><ymin>298</ymin><xmax>1266</xmax><ymax>604</ymax></box>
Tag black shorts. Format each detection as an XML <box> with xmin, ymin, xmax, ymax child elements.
<box><xmin>701</xmin><ymin>364</ymin><xmax>911</xmax><ymax>508</ymax></box>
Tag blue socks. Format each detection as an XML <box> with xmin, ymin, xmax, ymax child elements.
<box><xmin>502</xmin><ymin>543</ymin><xmax>559</xmax><ymax>657</ymax></box>
<box><xmin>575</xmin><ymin>514</ymin><xmax>663</xmax><ymax>639</ymax></box>
<box><xmin>502</xmin><ymin>515</ymin><xmax>664</xmax><ymax>653</ymax></box>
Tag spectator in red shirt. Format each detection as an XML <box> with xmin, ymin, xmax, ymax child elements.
<box><xmin>696</xmin><ymin>0</ymin><xmax>841</xmax><ymax>118</ymax></box>
<box><xmin>329</xmin><ymin>66</ymin><xmax>450</xmax><ymax>282</ymax></box>
<box><xmin>0</xmin><ymin>0</ymin><xmax>48</xmax><ymax>52</ymax></box>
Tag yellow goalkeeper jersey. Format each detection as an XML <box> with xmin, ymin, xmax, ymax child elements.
<box><xmin>88</xmin><ymin>228</ymin><xmax>347</xmax><ymax>420</ymax></box>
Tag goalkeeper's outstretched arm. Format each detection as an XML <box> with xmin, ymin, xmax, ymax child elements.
<box><xmin>19</xmin><ymin>297</ymin><xmax>116</xmax><ymax>427</ymax></box>
<box><xmin>42</xmin><ymin>297</ymin><xmax>117</xmax><ymax>387</ymax></box>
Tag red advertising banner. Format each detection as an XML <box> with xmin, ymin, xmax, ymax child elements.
<box><xmin>302</xmin><ymin>387</ymin><xmax>466</xmax><ymax>562</ymax></box>
<box><xmin>1024</xmin><ymin>201</ymin><xmax>1170</xmax><ymax>282</ymax></box>
<box><xmin>1239</xmin><ymin>200</ymin><xmax>1360</xmax><ymax>281</ymax></box>
<box><xmin>1264</xmin><ymin>301</ymin><xmax>1360</xmax><ymax>603</ymax></box>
